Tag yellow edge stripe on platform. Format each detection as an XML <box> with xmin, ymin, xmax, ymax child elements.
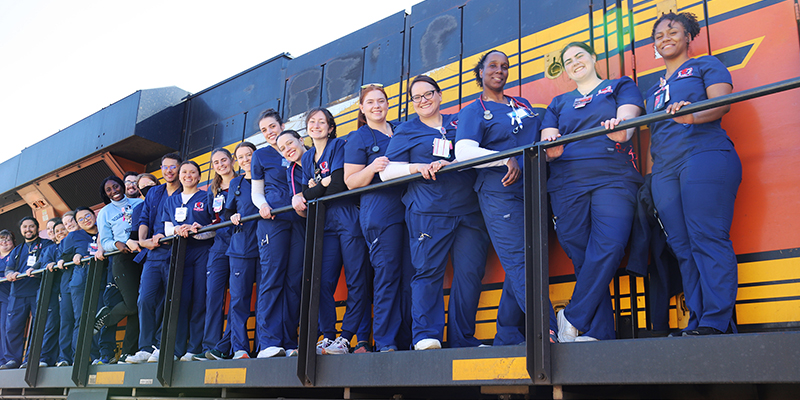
<box><xmin>95</xmin><ymin>371</ymin><xmax>125</xmax><ymax>385</ymax></box>
<box><xmin>452</xmin><ymin>357</ymin><xmax>530</xmax><ymax>381</ymax></box>
<box><xmin>204</xmin><ymin>368</ymin><xmax>247</xmax><ymax>384</ymax></box>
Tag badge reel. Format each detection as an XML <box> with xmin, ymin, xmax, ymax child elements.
<box><xmin>432</xmin><ymin>127</ymin><xmax>452</xmax><ymax>158</ymax></box>
<box><xmin>213</xmin><ymin>194</ymin><xmax>225</xmax><ymax>213</ymax></box>
<box><xmin>175</xmin><ymin>207</ymin><xmax>188</xmax><ymax>223</ymax></box>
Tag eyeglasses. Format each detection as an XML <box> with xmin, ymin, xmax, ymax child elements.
<box><xmin>361</xmin><ymin>83</ymin><xmax>384</xmax><ymax>89</ymax></box>
<box><xmin>161</xmin><ymin>165</ymin><xmax>178</xmax><ymax>172</ymax></box>
<box><xmin>0</xmin><ymin>239</ymin><xmax>12</xmax><ymax>243</ymax></box>
<box><xmin>410</xmin><ymin>90</ymin><xmax>436</xmax><ymax>103</ymax></box>
<box><xmin>124</xmin><ymin>180</ymin><xmax>137</xmax><ymax>186</ymax></box>
<box><xmin>77</xmin><ymin>215</ymin><xmax>93</xmax><ymax>223</ymax></box>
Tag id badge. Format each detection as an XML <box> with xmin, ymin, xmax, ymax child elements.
<box><xmin>175</xmin><ymin>207</ymin><xmax>188</xmax><ymax>223</ymax></box>
<box><xmin>27</xmin><ymin>255</ymin><xmax>36</xmax><ymax>267</ymax></box>
<box><xmin>573</xmin><ymin>94</ymin><xmax>593</xmax><ymax>109</ymax></box>
<box><xmin>653</xmin><ymin>85</ymin><xmax>669</xmax><ymax>111</ymax></box>
<box><xmin>212</xmin><ymin>194</ymin><xmax>225</xmax><ymax>213</ymax></box>
<box><xmin>432</xmin><ymin>137</ymin><xmax>452</xmax><ymax>158</ymax></box>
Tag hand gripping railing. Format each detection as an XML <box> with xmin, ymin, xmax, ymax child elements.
<box><xmin>6</xmin><ymin>75</ymin><xmax>799</xmax><ymax>388</ymax></box>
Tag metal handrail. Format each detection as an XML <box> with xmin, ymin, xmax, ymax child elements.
<box><xmin>4</xmin><ymin>75</ymin><xmax>799</xmax><ymax>283</ymax></box>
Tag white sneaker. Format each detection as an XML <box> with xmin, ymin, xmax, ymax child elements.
<box><xmin>127</xmin><ymin>350</ymin><xmax>153</xmax><ymax>364</ymax></box>
<box><xmin>323</xmin><ymin>336</ymin><xmax>350</xmax><ymax>355</ymax></box>
<box><xmin>147</xmin><ymin>349</ymin><xmax>160</xmax><ymax>363</ymax></box>
<box><xmin>232</xmin><ymin>350</ymin><xmax>250</xmax><ymax>359</ymax></box>
<box><xmin>574</xmin><ymin>335</ymin><xmax>598</xmax><ymax>342</ymax></box>
<box><xmin>179</xmin><ymin>352</ymin><xmax>196</xmax><ymax>362</ymax></box>
<box><xmin>316</xmin><ymin>338</ymin><xmax>333</xmax><ymax>355</ymax></box>
<box><xmin>557</xmin><ymin>310</ymin><xmax>578</xmax><ymax>343</ymax></box>
<box><xmin>414</xmin><ymin>338</ymin><xmax>442</xmax><ymax>350</ymax></box>
<box><xmin>257</xmin><ymin>346</ymin><xmax>285</xmax><ymax>358</ymax></box>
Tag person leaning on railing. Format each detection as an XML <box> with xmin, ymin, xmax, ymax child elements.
<box><xmin>343</xmin><ymin>83</ymin><xmax>410</xmax><ymax>353</ymax></box>
<box><xmin>381</xmin><ymin>74</ymin><xmax>490</xmax><ymax>350</ymax></box>
<box><xmin>455</xmin><ymin>50</ymin><xmax>558</xmax><ymax>345</ymax></box>
<box><xmin>0</xmin><ymin>230</ymin><xmax>17</xmax><ymax>368</ymax></box>
<box><xmin>291</xmin><ymin>108</ymin><xmax>371</xmax><ymax>356</ymax></box>
<box><xmin>644</xmin><ymin>12</ymin><xmax>741</xmax><ymax>336</ymax></box>
<box><xmin>540</xmin><ymin>42</ymin><xmax>644</xmax><ymax>343</ymax></box>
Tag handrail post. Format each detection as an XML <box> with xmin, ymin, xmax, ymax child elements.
<box><xmin>297</xmin><ymin>201</ymin><xmax>326</xmax><ymax>387</ymax></box>
<box><xmin>72</xmin><ymin>258</ymin><xmax>106</xmax><ymax>387</ymax></box>
<box><xmin>24</xmin><ymin>269</ymin><xmax>55</xmax><ymax>387</ymax></box>
<box><xmin>157</xmin><ymin>237</ymin><xmax>186</xmax><ymax>387</ymax></box>
<box><xmin>524</xmin><ymin>146</ymin><xmax>551</xmax><ymax>385</ymax></box>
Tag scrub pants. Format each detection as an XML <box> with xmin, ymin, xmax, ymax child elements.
<box><xmin>362</xmin><ymin>221</ymin><xmax>407</xmax><ymax>351</ymax></box>
<box><xmin>229</xmin><ymin>256</ymin><xmax>256</xmax><ymax>352</ymax></box>
<box><xmin>180</xmin><ymin>244</ymin><xmax>209</xmax><ymax>356</ymax></box>
<box><xmin>257</xmin><ymin>218</ymin><xmax>305</xmax><ymax>350</ymax></box>
<box><xmin>4</xmin><ymin>295</ymin><xmax>36</xmax><ymax>364</ymax></box>
<box><xmin>550</xmin><ymin>180</ymin><xmax>639</xmax><ymax>340</ymax></box>
<box><xmin>0</xmin><ymin>291</ymin><xmax>7</xmax><ymax>364</ymax></box>
<box><xmin>407</xmin><ymin>210</ymin><xmax>489</xmax><ymax>347</ymax></box>
<box><xmin>137</xmin><ymin>258</ymin><xmax>167</xmax><ymax>352</ymax></box>
<box><xmin>651</xmin><ymin>149</ymin><xmax>741</xmax><ymax>333</ymax></box>
<box><xmin>202</xmin><ymin>251</ymin><xmax>229</xmax><ymax>353</ymax></box>
<box><xmin>477</xmin><ymin>190</ymin><xmax>558</xmax><ymax>345</ymax></box>
<box><xmin>57</xmin><ymin>269</ymin><xmax>74</xmax><ymax>364</ymax></box>
<box><xmin>318</xmin><ymin>206</ymin><xmax>371</xmax><ymax>343</ymax></box>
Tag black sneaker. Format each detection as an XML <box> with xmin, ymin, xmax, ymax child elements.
<box><xmin>205</xmin><ymin>349</ymin><xmax>228</xmax><ymax>360</ymax></box>
<box><xmin>93</xmin><ymin>306</ymin><xmax>111</xmax><ymax>335</ymax></box>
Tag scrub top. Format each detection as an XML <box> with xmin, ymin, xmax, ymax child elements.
<box><xmin>225</xmin><ymin>175</ymin><xmax>259</xmax><ymax>258</ymax></box>
<box><xmin>542</xmin><ymin>76</ymin><xmax>644</xmax><ymax>189</ymax></box>
<box><xmin>301</xmin><ymin>138</ymin><xmax>357</xmax><ymax>209</ymax></box>
<box><xmin>208</xmin><ymin>188</ymin><xmax>231</xmax><ymax>253</ymax></box>
<box><xmin>252</xmin><ymin>146</ymin><xmax>298</xmax><ymax>222</ymax></box>
<box><xmin>344</xmin><ymin>123</ymin><xmax>405</xmax><ymax>227</ymax></box>
<box><xmin>158</xmin><ymin>190</ymin><xmax>214</xmax><ymax>246</ymax></box>
<box><xmin>645</xmin><ymin>55</ymin><xmax>734</xmax><ymax>172</ymax></box>
<box><xmin>456</xmin><ymin>96</ymin><xmax>541</xmax><ymax>193</ymax></box>
<box><xmin>385</xmin><ymin>114</ymin><xmax>480</xmax><ymax>216</ymax></box>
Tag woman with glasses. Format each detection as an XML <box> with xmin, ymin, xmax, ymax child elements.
<box><xmin>249</xmin><ymin>110</ymin><xmax>306</xmax><ymax>359</ymax></box>
<box><xmin>540</xmin><ymin>42</ymin><xmax>644</xmax><ymax>342</ymax></box>
<box><xmin>381</xmin><ymin>75</ymin><xmax>490</xmax><ymax>350</ymax></box>
<box><xmin>292</xmin><ymin>108</ymin><xmax>370</xmax><ymax>355</ymax></box>
<box><xmin>0</xmin><ymin>230</ymin><xmax>16</xmax><ymax>367</ymax></box>
<box><xmin>455</xmin><ymin>50</ymin><xmax>558</xmax><ymax>345</ymax></box>
<box><xmin>343</xmin><ymin>83</ymin><xmax>408</xmax><ymax>352</ymax></box>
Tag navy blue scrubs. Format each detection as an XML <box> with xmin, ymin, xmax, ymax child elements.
<box><xmin>301</xmin><ymin>138</ymin><xmax>371</xmax><ymax>343</ymax></box>
<box><xmin>4</xmin><ymin>238</ymin><xmax>53</xmax><ymax>364</ymax></box>
<box><xmin>33</xmin><ymin>244</ymin><xmax>61</xmax><ymax>365</ymax></box>
<box><xmin>385</xmin><ymin>115</ymin><xmax>490</xmax><ymax>348</ymax></box>
<box><xmin>202</xmin><ymin>188</ymin><xmax>231</xmax><ymax>354</ymax></box>
<box><xmin>543</xmin><ymin>77</ymin><xmax>644</xmax><ymax>340</ymax></box>
<box><xmin>158</xmin><ymin>190</ymin><xmax>214</xmax><ymax>356</ymax></box>
<box><xmin>456</xmin><ymin>96</ymin><xmax>558</xmax><ymax>345</ymax></box>
<box><xmin>252</xmin><ymin>146</ymin><xmax>305</xmax><ymax>350</ymax></box>
<box><xmin>344</xmin><ymin>123</ymin><xmax>411</xmax><ymax>351</ymax></box>
<box><xmin>645</xmin><ymin>56</ymin><xmax>741</xmax><ymax>333</ymax></box>
<box><xmin>0</xmin><ymin>252</ymin><xmax>11</xmax><ymax>364</ymax></box>
<box><xmin>137</xmin><ymin>183</ymin><xmax>178</xmax><ymax>353</ymax></box>
<box><xmin>221</xmin><ymin>175</ymin><xmax>260</xmax><ymax>353</ymax></box>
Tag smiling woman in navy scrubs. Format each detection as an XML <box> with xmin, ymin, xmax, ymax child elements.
<box><xmin>291</xmin><ymin>108</ymin><xmax>371</xmax><ymax>355</ymax></box>
<box><xmin>343</xmin><ymin>84</ymin><xmax>409</xmax><ymax>353</ymax></box>
<box><xmin>249</xmin><ymin>110</ymin><xmax>305</xmax><ymax>358</ymax></box>
<box><xmin>381</xmin><ymin>75</ymin><xmax>490</xmax><ymax>350</ymax></box>
<box><xmin>454</xmin><ymin>50</ymin><xmax>558</xmax><ymax>345</ymax></box>
<box><xmin>645</xmin><ymin>12</ymin><xmax>740</xmax><ymax>336</ymax></box>
<box><xmin>540</xmin><ymin>42</ymin><xmax>644</xmax><ymax>342</ymax></box>
<box><xmin>157</xmin><ymin>160</ymin><xmax>216</xmax><ymax>360</ymax></box>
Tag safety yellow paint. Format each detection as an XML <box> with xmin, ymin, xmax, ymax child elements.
<box><xmin>95</xmin><ymin>371</ymin><xmax>125</xmax><ymax>385</ymax></box>
<box><xmin>204</xmin><ymin>368</ymin><xmax>247</xmax><ymax>384</ymax></box>
<box><xmin>452</xmin><ymin>357</ymin><xmax>530</xmax><ymax>381</ymax></box>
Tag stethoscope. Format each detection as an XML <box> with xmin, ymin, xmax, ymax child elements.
<box><xmin>366</xmin><ymin>122</ymin><xmax>395</xmax><ymax>155</ymax></box>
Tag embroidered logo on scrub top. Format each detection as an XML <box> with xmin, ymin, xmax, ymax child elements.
<box><xmin>597</xmin><ymin>85</ymin><xmax>613</xmax><ymax>95</ymax></box>
<box><xmin>677</xmin><ymin>67</ymin><xmax>694</xmax><ymax>78</ymax></box>
<box><xmin>319</xmin><ymin>161</ymin><xmax>329</xmax><ymax>175</ymax></box>
<box><xmin>449</xmin><ymin>120</ymin><xmax>458</xmax><ymax>129</ymax></box>
<box><xmin>193</xmin><ymin>202</ymin><xmax>205</xmax><ymax>212</ymax></box>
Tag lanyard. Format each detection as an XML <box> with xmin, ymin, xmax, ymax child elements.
<box><xmin>291</xmin><ymin>163</ymin><xmax>298</xmax><ymax>196</ymax></box>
